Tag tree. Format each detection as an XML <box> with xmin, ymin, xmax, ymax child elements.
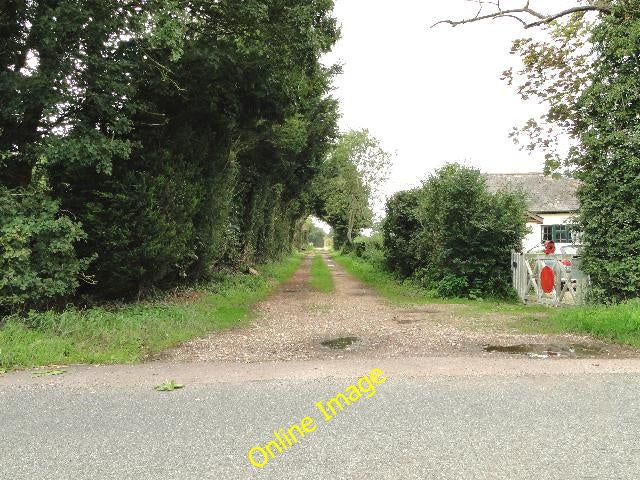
<box><xmin>570</xmin><ymin>4</ymin><xmax>640</xmax><ymax>301</ymax></box>
<box><xmin>317</xmin><ymin>130</ymin><xmax>391</xmax><ymax>248</ymax></box>
<box><xmin>432</xmin><ymin>1</ymin><xmax>612</xmax><ymax>30</ymax></box>
<box><xmin>1</xmin><ymin>0</ymin><xmax>141</xmax><ymax>305</ymax></box>
<box><xmin>433</xmin><ymin>1</ymin><xmax>614</xmax><ymax>173</ymax></box>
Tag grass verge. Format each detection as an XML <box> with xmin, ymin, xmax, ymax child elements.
<box><xmin>0</xmin><ymin>254</ymin><xmax>302</xmax><ymax>370</ymax></box>
<box><xmin>310</xmin><ymin>254</ymin><xmax>334</xmax><ymax>293</ymax></box>
<box><xmin>331</xmin><ymin>252</ymin><xmax>546</xmax><ymax>315</ymax></box>
<box><xmin>516</xmin><ymin>301</ymin><xmax>640</xmax><ymax>348</ymax></box>
<box><xmin>331</xmin><ymin>252</ymin><xmax>436</xmax><ymax>305</ymax></box>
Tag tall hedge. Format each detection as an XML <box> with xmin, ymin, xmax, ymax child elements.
<box><xmin>0</xmin><ymin>0</ymin><xmax>340</xmax><ymax>308</ymax></box>
<box><xmin>383</xmin><ymin>164</ymin><xmax>527</xmax><ymax>298</ymax></box>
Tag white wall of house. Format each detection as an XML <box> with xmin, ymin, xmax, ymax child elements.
<box><xmin>523</xmin><ymin>212</ymin><xmax>578</xmax><ymax>252</ymax></box>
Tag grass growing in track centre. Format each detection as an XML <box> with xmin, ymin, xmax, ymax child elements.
<box><xmin>310</xmin><ymin>253</ymin><xmax>334</xmax><ymax>293</ymax></box>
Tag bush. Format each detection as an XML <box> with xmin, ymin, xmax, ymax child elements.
<box><xmin>382</xmin><ymin>164</ymin><xmax>527</xmax><ymax>299</ymax></box>
<box><xmin>353</xmin><ymin>233</ymin><xmax>385</xmax><ymax>267</ymax></box>
<box><xmin>0</xmin><ymin>189</ymin><xmax>92</xmax><ymax>313</ymax></box>
<box><xmin>382</xmin><ymin>189</ymin><xmax>421</xmax><ymax>278</ymax></box>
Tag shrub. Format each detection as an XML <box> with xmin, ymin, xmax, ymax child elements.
<box><xmin>353</xmin><ymin>233</ymin><xmax>385</xmax><ymax>267</ymax></box>
<box><xmin>382</xmin><ymin>189</ymin><xmax>421</xmax><ymax>278</ymax></box>
<box><xmin>382</xmin><ymin>164</ymin><xmax>527</xmax><ymax>299</ymax></box>
<box><xmin>0</xmin><ymin>188</ymin><xmax>92</xmax><ymax>313</ymax></box>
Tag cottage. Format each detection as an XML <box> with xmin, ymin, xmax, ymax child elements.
<box><xmin>485</xmin><ymin>173</ymin><xmax>581</xmax><ymax>252</ymax></box>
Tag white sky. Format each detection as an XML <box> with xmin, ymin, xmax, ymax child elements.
<box><xmin>320</xmin><ymin>0</ymin><xmax>577</xmax><ymax>200</ymax></box>
<box><xmin>313</xmin><ymin>1</ymin><xmax>581</xmax><ymax>232</ymax></box>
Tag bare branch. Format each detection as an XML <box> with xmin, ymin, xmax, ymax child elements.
<box><xmin>525</xmin><ymin>5</ymin><xmax>612</xmax><ymax>28</ymax></box>
<box><xmin>431</xmin><ymin>7</ymin><xmax>543</xmax><ymax>28</ymax></box>
<box><xmin>493</xmin><ymin>14</ymin><xmax>528</xmax><ymax>27</ymax></box>
<box><xmin>431</xmin><ymin>1</ymin><xmax>612</xmax><ymax>29</ymax></box>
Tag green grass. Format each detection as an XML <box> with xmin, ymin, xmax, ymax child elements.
<box><xmin>331</xmin><ymin>252</ymin><xmax>542</xmax><ymax>313</ymax></box>
<box><xmin>0</xmin><ymin>254</ymin><xmax>302</xmax><ymax>370</ymax></box>
<box><xmin>310</xmin><ymin>253</ymin><xmax>334</xmax><ymax>293</ymax></box>
<box><xmin>515</xmin><ymin>301</ymin><xmax>640</xmax><ymax>349</ymax></box>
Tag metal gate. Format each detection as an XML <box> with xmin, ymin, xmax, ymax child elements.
<box><xmin>511</xmin><ymin>251</ymin><xmax>590</xmax><ymax>306</ymax></box>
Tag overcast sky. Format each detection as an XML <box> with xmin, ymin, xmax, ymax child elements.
<box><xmin>321</xmin><ymin>0</ymin><xmax>571</xmax><ymax>202</ymax></box>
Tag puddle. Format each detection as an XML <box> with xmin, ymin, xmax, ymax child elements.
<box><xmin>570</xmin><ymin>344</ymin><xmax>604</xmax><ymax>356</ymax></box>
<box><xmin>483</xmin><ymin>343</ymin><xmax>604</xmax><ymax>359</ymax></box>
<box><xmin>321</xmin><ymin>337</ymin><xmax>359</xmax><ymax>350</ymax></box>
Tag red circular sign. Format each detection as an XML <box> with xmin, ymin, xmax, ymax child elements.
<box><xmin>540</xmin><ymin>266</ymin><xmax>555</xmax><ymax>293</ymax></box>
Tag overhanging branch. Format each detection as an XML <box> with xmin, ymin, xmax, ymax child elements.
<box><xmin>431</xmin><ymin>2</ymin><xmax>612</xmax><ymax>29</ymax></box>
<box><xmin>524</xmin><ymin>5</ymin><xmax>612</xmax><ymax>28</ymax></box>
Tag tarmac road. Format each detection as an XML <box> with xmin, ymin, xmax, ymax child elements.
<box><xmin>2</xmin><ymin>359</ymin><xmax>640</xmax><ymax>480</ymax></box>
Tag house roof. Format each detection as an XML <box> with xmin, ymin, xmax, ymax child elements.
<box><xmin>485</xmin><ymin>173</ymin><xmax>581</xmax><ymax>214</ymax></box>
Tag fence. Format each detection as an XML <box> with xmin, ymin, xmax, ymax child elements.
<box><xmin>511</xmin><ymin>251</ymin><xmax>590</xmax><ymax>306</ymax></box>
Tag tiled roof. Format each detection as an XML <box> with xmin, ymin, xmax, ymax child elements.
<box><xmin>485</xmin><ymin>173</ymin><xmax>581</xmax><ymax>213</ymax></box>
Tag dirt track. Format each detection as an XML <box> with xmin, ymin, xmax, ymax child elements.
<box><xmin>160</xmin><ymin>253</ymin><xmax>638</xmax><ymax>363</ymax></box>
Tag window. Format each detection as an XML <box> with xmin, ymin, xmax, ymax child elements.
<box><xmin>542</xmin><ymin>225</ymin><xmax>573</xmax><ymax>243</ymax></box>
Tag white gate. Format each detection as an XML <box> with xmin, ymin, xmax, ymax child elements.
<box><xmin>511</xmin><ymin>251</ymin><xmax>590</xmax><ymax>306</ymax></box>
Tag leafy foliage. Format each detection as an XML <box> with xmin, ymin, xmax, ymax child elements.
<box><xmin>1</xmin><ymin>1</ymin><xmax>340</xmax><ymax>307</ymax></box>
<box><xmin>352</xmin><ymin>234</ymin><xmax>385</xmax><ymax>267</ymax></box>
<box><xmin>155</xmin><ymin>379</ymin><xmax>185</xmax><ymax>392</ymax></box>
<box><xmin>572</xmin><ymin>4</ymin><xmax>640</xmax><ymax>302</ymax></box>
<box><xmin>0</xmin><ymin>188</ymin><xmax>93</xmax><ymax>313</ymax></box>
<box><xmin>383</xmin><ymin>164</ymin><xmax>527</xmax><ymax>299</ymax></box>
<box><xmin>504</xmin><ymin>16</ymin><xmax>595</xmax><ymax>173</ymax></box>
<box><xmin>382</xmin><ymin>189</ymin><xmax>422</xmax><ymax>278</ymax></box>
<box><xmin>301</xmin><ymin>218</ymin><xmax>327</xmax><ymax>248</ymax></box>
<box><xmin>315</xmin><ymin>130</ymin><xmax>391</xmax><ymax>248</ymax></box>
